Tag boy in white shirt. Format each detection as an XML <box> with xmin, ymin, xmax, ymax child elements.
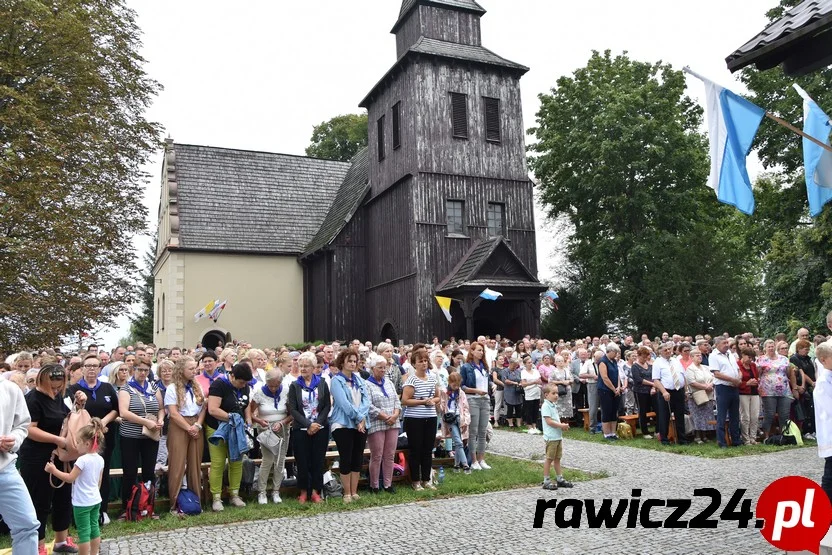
<box><xmin>541</xmin><ymin>384</ymin><xmax>573</xmax><ymax>490</ymax></box>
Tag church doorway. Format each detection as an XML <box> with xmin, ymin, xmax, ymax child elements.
<box><xmin>202</xmin><ymin>330</ymin><xmax>229</xmax><ymax>351</ymax></box>
<box><xmin>381</xmin><ymin>322</ymin><xmax>398</xmax><ymax>344</ymax></box>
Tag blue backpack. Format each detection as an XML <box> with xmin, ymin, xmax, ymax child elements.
<box><xmin>176</xmin><ymin>489</ymin><xmax>202</xmax><ymax>515</ymax></box>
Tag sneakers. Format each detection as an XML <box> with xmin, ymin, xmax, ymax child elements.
<box><xmin>343</xmin><ymin>494</ymin><xmax>353</xmax><ymax>504</ymax></box>
<box><xmin>258</xmin><ymin>492</ymin><xmax>268</xmax><ymax>505</ymax></box>
<box><xmin>453</xmin><ymin>464</ymin><xmax>462</xmax><ymax>473</ymax></box>
<box><xmin>384</xmin><ymin>486</ymin><xmax>396</xmax><ymax>494</ymax></box>
<box><xmin>52</xmin><ymin>540</ymin><xmax>78</xmax><ymax>554</ymax></box>
<box><xmin>642</xmin><ymin>434</ymin><xmax>653</xmax><ymax>440</ymax></box>
<box><xmin>470</xmin><ymin>461</ymin><xmax>482</xmax><ymax>471</ymax></box>
<box><xmin>412</xmin><ymin>482</ymin><xmax>424</xmax><ymax>491</ymax></box>
<box><xmin>212</xmin><ymin>495</ymin><xmax>224</xmax><ymax>512</ymax></box>
<box><xmin>352</xmin><ymin>493</ymin><xmax>360</xmax><ymax>500</ymax></box>
<box><xmin>479</xmin><ymin>460</ymin><xmax>492</xmax><ymax>470</ymax></box>
<box><xmin>311</xmin><ymin>491</ymin><xmax>323</xmax><ymax>503</ymax></box>
<box><xmin>100</xmin><ymin>512</ymin><xmax>110</xmax><ymax>526</ymax></box>
<box><xmin>369</xmin><ymin>487</ymin><xmax>380</xmax><ymax>494</ymax></box>
<box><xmin>557</xmin><ymin>478</ymin><xmax>574</xmax><ymax>488</ymax></box>
<box><xmin>229</xmin><ymin>495</ymin><xmax>246</xmax><ymax>508</ymax></box>
<box><xmin>542</xmin><ymin>481</ymin><xmax>558</xmax><ymax>491</ymax></box>
<box><xmin>526</xmin><ymin>428</ymin><xmax>536</xmax><ymax>434</ymax></box>
<box><xmin>38</xmin><ymin>544</ymin><xmax>48</xmax><ymax>555</ymax></box>
<box><xmin>805</xmin><ymin>433</ymin><xmax>817</xmax><ymax>441</ymax></box>
<box><xmin>298</xmin><ymin>491</ymin><xmax>308</xmax><ymax>505</ymax></box>
<box><xmin>463</xmin><ymin>466</ymin><xmax>472</xmax><ymax>475</ymax></box>
<box><xmin>272</xmin><ymin>492</ymin><xmax>282</xmax><ymax>504</ymax></box>
<box><xmin>424</xmin><ymin>482</ymin><xmax>437</xmax><ymax>490</ymax></box>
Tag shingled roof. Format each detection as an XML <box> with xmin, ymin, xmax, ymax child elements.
<box><xmin>393</xmin><ymin>0</ymin><xmax>486</xmax><ymax>32</ymax></box>
<box><xmin>726</xmin><ymin>0</ymin><xmax>832</xmax><ymax>75</ymax></box>
<box><xmin>171</xmin><ymin>144</ymin><xmax>350</xmax><ymax>255</ymax></box>
<box><xmin>302</xmin><ymin>147</ymin><xmax>370</xmax><ymax>257</ymax></box>
<box><xmin>360</xmin><ymin>36</ymin><xmax>527</xmax><ymax>107</ymax></box>
<box><xmin>436</xmin><ymin>237</ymin><xmax>544</xmax><ymax>293</ymax></box>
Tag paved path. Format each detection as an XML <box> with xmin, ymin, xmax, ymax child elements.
<box><xmin>101</xmin><ymin>431</ymin><xmax>824</xmax><ymax>554</ymax></box>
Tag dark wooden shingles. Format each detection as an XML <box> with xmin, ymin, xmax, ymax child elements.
<box><xmin>173</xmin><ymin>144</ymin><xmax>351</xmax><ymax>254</ymax></box>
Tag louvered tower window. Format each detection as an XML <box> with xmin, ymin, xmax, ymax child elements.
<box><xmin>377</xmin><ymin>115</ymin><xmax>385</xmax><ymax>161</ymax></box>
<box><xmin>392</xmin><ymin>102</ymin><xmax>401</xmax><ymax>150</ymax></box>
<box><xmin>451</xmin><ymin>92</ymin><xmax>468</xmax><ymax>139</ymax></box>
<box><xmin>484</xmin><ymin>97</ymin><xmax>501</xmax><ymax>143</ymax></box>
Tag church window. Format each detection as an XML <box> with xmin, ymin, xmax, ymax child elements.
<box><xmin>377</xmin><ymin>115</ymin><xmax>386</xmax><ymax>161</ymax></box>
<box><xmin>392</xmin><ymin>102</ymin><xmax>401</xmax><ymax>150</ymax></box>
<box><xmin>451</xmin><ymin>93</ymin><xmax>468</xmax><ymax>139</ymax></box>
<box><xmin>484</xmin><ymin>97</ymin><xmax>501</xmax><ymax>143</ymax></box>
<box><xmin>446</xmin><ymin>199</ymin><xmax>465</xmax><ymax>235</ymax></box>
<box><xmin>487</xmin><ymin>202</ymin><xmax>505</xmax><ymax>237</ymax></box>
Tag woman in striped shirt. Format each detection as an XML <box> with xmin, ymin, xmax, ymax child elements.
<box><xmin>401</xmin><ymin>349</ymin><xmax>440</xmax><ymax>491</ymax></box>
<box><xmin>365</xmin><ymin>353</ymin><xmax>401</xmax><ymax>493</ymax></box>
<box><xmin>117</xmin><ymin>360</ymin><xmax>164</xmax><ymax>518</ymax></box>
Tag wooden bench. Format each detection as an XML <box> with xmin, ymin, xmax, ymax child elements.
<box><xmin>578</xmin><ymin>408</ymin><xmax>590</xmax><ymax>431</ymax></box>
<box><xmin>107</xmin><ymin>449</ymin><xmax>455</xmax><ymax>511</ymax></box>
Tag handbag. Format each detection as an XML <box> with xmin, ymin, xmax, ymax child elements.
<box><xmin>257</xmin><ymin>428</ymin><xmax>284</xmax><ymax>456</ymax></box>
<box><xmin>691</xmin><ymin>388</ymin><xmax>710</xmax><ymax>406</ymax></box>
<box><xmin>442</xmin><ymin>412</ymin><xmax>458</xmax><ymax>424</ymax></box>
<box><xmin>132</xmin><ymin>387</ymin><xmax>161</xmax><ymax>441</ymax></box>
<box><xmin>556</xmin><ymin>384</ymin><xmax>568</xmax><ymax>396</ymax></box>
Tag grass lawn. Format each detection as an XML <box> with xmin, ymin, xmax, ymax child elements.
<box><xmin>0</xmin><ymin>454</ymin><xmax>600</xmax><ymax>548</ymax></box>
<box><xmin>501</xmin><ymin>425</ymin><xmax>813</xmax><ymax>459</ymax></box>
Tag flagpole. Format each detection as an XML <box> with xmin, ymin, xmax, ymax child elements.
<box><xmin>764</xmin><ymin>113</ymin><xmax>832</xmax><ymax>153</ymax></box>
<box><xmin>682</xmin><ymin>66</ymin><xmax>832</xmax><ymax>154</ymax></box>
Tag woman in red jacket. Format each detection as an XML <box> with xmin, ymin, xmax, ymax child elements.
<box><xmin>737</xmin><ymin>347</ymin><xmax>761</xmax><ymax>445</ymax></box>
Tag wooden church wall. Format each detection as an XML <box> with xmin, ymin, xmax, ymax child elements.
<box><xmin>367</xmin><ymin>70</ymin><xmax>417</xmax><ymax>199</ymax></box>
<box><xmin>413</xmin><ymin>62</ymin><xmax>528</xmax><ymax>181</ymax></box>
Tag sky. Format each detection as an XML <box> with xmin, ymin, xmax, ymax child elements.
<box><xmin>98</xmin><ymin>0</ymin><xmax>776</xmax><ymax>348</ymax></box>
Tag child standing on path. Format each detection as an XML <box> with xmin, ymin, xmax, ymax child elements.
<box><xmin>541</xmin><ymin>384</ymin><xmax>573</xmax><ymax>491</ymax></box>
<box><xmin>46</xmin><ymin>419</ymin><xmax>106</xmax><ymax>555</ymax></box>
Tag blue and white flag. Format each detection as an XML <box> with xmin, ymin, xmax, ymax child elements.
<box><xmin>793</xmin><ymin>84</ymin><xmax>832</xmax><ymax>217</ymax></box>
<box><xmin>695</xmin><ymin>72</ymin><xmax>766</xmax><ymax>215</ymax></box>
<box><xmin>479</xmin><ymin>288</ymin><xmax>502</xmax><ymax>301</ymax></box>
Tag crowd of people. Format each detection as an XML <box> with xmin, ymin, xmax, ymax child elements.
<box><xmin>1</xmin><ymin>321</ymin><xmax>831</xmax><ymax>554</ymax></box>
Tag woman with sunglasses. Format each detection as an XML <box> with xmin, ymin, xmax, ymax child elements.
<box><xmin>19</xmin><ymin>364</ymin><xmax>84</xmax><ymax>554</ymax></box>
<box><xmin>117</xmin><ymin>360</ymin><xmax>163</xmax><ymax>520</ymax></box>
<box><xmin>68</xmin><ymin>354</ymin><xmax>119</xmax><ymax>525</ymax></box>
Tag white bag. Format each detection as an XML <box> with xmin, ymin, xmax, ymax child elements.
<box><xmin>256</xmin><ymin>429</ymin><xmax>283</xmax><ymax>456</ymax></box>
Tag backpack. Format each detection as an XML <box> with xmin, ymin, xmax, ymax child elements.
<box><xmin>240</xmin><ymin>456</ymin><xmax>256</xmax><ymax>495</ymax></box>
<box><xmin>782</xmin><ymin>419</ymin><xmax>804</xmax><ymax>446</ymax></box>
<box><xmin>126</xmin><ymin>482</ymin><xmax>156</xmax><ymax>522</ymax></box>
<box><xmin>55</xmin><ymin>408</ymin><xmax>92</xmax><ymax>463</ymax></box>
<box><xmin>616</xmin><ymin>422</ymin><xmax>634</xmax><ymax>439</ymax></box>
<box><xmin>764</xmin><ymin>434</ymin><xmax>797</xmax><ymax>446</ymax></box>
<box><xmin>176</xmin><ymin>489</ymin><xmax>202</xmax><ymax>516</ymax></box>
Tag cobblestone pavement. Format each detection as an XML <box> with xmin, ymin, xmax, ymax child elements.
<box><xmin>101</xmin><ymin>430</ymin><xmax>823</xmax><ymax>554</ymax></box>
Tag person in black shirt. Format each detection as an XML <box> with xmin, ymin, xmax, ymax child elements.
<box><xmin>790</xmin><ymin>339</ymin><xmax>816</xmax><ymax>439</ymax></box>
<box><xmin>67</xmin><ymin>354</ymin><xmax>119</xmax><ymax>525</ymax></box>
<box><xmin>19</xmin><ymin>364</ymin><xmax>82</xmax><ymax>554</ymax></box>
<box><xmin>206</xmin><ymin>363</ymin><xmax>253</xmax><ymax>512</ymax></box>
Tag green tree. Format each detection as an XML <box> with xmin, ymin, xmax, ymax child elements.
<box><xmin>305</xmin><ymin>113</ymin><xmax>368</xmax><ymax>161</ymax></box>
<box><xmin>0</xmin><ymin>0</ymin><xmax>162</xmax><ymax>350</ymax></box>
<box><xmin>529</xmin><ymin>51</ymin><xmax>760</xmax><ymax>336</ymax></box>
<box><xmin>738</xmin><ymin>0</ymin><xmax>832</xmax><ymax>337</ymax></box>
<box><xmin>540</xmin><ymin>285</ymin><xmax>606</xmax><ymax>341</ymax></box>
<box><xmin>129</xmin><ymin>242</ymin><xmax>155</xmax><ymax>345</ymax></box>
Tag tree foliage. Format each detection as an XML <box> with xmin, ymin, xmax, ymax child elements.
<box><xmin>529</xmin><ymin>51</ymin><xmax>760</xmax><ymax>337</ymax></box>
<box><xmin>0</xmin><ymin>0</ymin><xmax>162</xmax><ymax>350</ymax></box>
<box><xmin>305</xmin><ymin>113</ymin><xmax>368</xmax><ymax>161</ymax></box>
<box><xmin>737</xmin><ymin>0</ymin><xmax>832</xmax><ymax>337</ymax></box>
<box><xmin>129</xmin><ymin>242</ymin><xmax>155</xmax><ymax>345</ymax></box>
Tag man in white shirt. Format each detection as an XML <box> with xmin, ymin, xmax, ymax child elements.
<box><xmin>710</xmin><ymin>337</ymin><xmax>742</xmax><ymax>447</ymax></box>
<box><xmin>0</xmin><ymin>380</ymin><xmax>40</xmax><ymax>553</ymax></box>
<box><xmin>652</xmin><ymin>343</ymin><xmax>688</xmax><ymax>445</ymax></box>
<box><xmin>813</xmin><ymin>342</ymin><xmax>832</xmax><ymax>504</ymax></box>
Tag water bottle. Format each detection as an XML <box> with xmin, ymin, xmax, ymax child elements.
<box><xmin>438</xmin><ymin>466</ymin><xmax>445</xmax><ymax>485</ymax></box>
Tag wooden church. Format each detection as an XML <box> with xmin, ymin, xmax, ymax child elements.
<box><xmin>154</xmin><ymin>0</ymin><xmax>545</xmax><ymax>348</ymax></box>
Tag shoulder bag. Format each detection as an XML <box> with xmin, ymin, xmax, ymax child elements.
<box><xmin>132</xmin><ymin>387</ymin><xmax>161</xmax><ymax>442</ymax></box>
